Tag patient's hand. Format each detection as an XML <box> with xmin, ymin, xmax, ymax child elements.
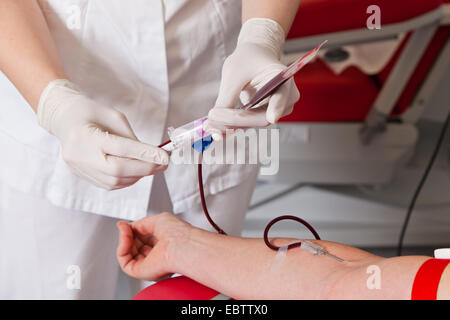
<box><xmin>116</xmin><ymin>212</ymin><xmax>191</xmax><ymax>281</ymax></box>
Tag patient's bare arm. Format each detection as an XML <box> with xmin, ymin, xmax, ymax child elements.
<box><xmin>116</xmin><ymin>213</ymin><xmax>447</xmax><ymax>300</ymax></box>
<box><xmin>170</xmin><ymin>229</ymin><xmax>430</xmax><ymax>299</ymax></box>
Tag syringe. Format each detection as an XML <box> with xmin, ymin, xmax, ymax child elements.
<box><xmin>159</xmin><ymin>40</ymin><xmax>328</xmax><ymax>153</ymax></box>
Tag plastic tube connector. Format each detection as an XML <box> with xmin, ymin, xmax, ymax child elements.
<box><xmin>301</xmin><ymin>241</ymin><xmax>345</xmax><ymax>262</ymax></box>
<box><xmin>301</xmin><ymin>241</ymin><xmax>325</xmax><ymax>255</ymax></box>
<box><xmin>167</xmin><ymin>117</ymin><xmax>211</xmax><ymax>151</ymax></box>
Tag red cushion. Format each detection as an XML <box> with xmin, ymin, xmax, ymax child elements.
<box><xmin>133</xmin><ymin>276</ymin><xmax>220</xmax><ymax>300</ymax></box>
<box><xmin>281</xmin><ymin>59</ymin><xmax>379</xmax><ymax>122</ymax></box>
<box><xmin>288</xmin><ymin>0</ymin><xmax>443</xmax><ymax>39</ymax></box>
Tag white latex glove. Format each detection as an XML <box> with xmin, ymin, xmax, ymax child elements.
<box><xmin>207</xmin><ymin>18</ymin><xmax>300</xmax><ymax>139</ymax></box>
<box><xmin>37</xmin><ymin>79</ymin><xmax>169</xmax><ymax>190</ymax></box>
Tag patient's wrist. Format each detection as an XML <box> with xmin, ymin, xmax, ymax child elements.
<box><xmin>168</xmin><ymin>227</ymin><xmax>217</xmax><ymax>276</ymax></box>
<box><xmin>162</xmin><ymin>224</ymin><xmax>196</xmax><ymax>275</ymax></box>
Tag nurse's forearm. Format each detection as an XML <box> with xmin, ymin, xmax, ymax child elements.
<box><xmin>0</xmin><ymin>0</ymin><xmax>67</xmax><ymax>111</ymax></box>
<box><xmin>242</xmin><ymin>0</ymin><xmax>302</xmax><ymax>34</ymax></box>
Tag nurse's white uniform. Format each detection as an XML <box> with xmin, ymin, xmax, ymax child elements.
<box><xmin>0</xmin><ymin>0</ymin><xmax>259</xmax><ymax>299</ymax></box>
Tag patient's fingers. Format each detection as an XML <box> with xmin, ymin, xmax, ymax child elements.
<box><xmin>131</xmin><ymin>243</ymin><xmax>139</xmax><ymax>257</ymax></box>
<box><xmin>131</xmin><ymin>215</ymin><xmax>159</xmax><ymax>236</ymax></box>
<box><xmin>133</xmin><ymin>236</ymin><xmax>145</xmax><ymax>250</ymax></box>
<box><xmin>116</xmin><ymin>222</ymin><xmax>134</xmax><ymax>268</ymax></box>
<box><xmin>139</xmin><ymin>245</ymin><xmax>152</xmax><ymax>257</ymax></box>
<box><xmin>146</xmin><ymin>235</ymin><xmax>158</xmax><ymax>248</ymax></box>
<box><xmin>133</xmin><ymin>231</ymin><xmax>155</xmax><ymax>249</ymax></box>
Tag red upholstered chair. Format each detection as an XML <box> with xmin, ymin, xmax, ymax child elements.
<box><xmin>285</xmin><ymin>0</ymin><xmax>447</xmax><ymax>123</ymax></box>
<box><xmin>268</xmin><ymin>0</ymin><xmax>450</xmax><ymax>185</ymax></box>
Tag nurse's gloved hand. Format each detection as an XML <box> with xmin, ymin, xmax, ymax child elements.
<box><xmin>207</xmin><ymin>18</ymin><xmax>300</xmax><ymax>139</ymax></box>
<box><xmin>37</xmin><ymin>79</ymin><xmax>169</xmax><ymax>190</ymax></box>
<box><xmin>116</xmin><ymin>212</ymin><xmax>191</xmax><ymax>281</ymax></box>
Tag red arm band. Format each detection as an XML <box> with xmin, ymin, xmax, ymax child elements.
<box><xmin>411</xmin><ymin>259</ymin><xmax>450</xmax><ymax>300</ymax></box>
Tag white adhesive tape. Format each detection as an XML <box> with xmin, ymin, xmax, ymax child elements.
<box><xmin>434</xmin><ymin>248</ymin><xmax>450</xmax><ymax>259</ymax></box>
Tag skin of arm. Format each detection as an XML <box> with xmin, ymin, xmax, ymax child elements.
<box><xmin>117</xmin><ymin>213</ymin><xmax>446</xmax><ymax>300</ymax></box>
<box><xmin>0</xmin><ymin>0</ymin><xmax>67</xmax><ymax>110</ymax></box>
<box><xmin>242</xmin><ymin>0</ymin><xmax>302</xmax><ymax>34</ymax></box>
<box><xmin>438</xmin><ymin>267</ymin><xmax>450</xmax><ymax>299</ymax></box>
<box><xmin>170</xmin><ymin>228</ymin><xmax>430</xmax><ymax>300</ymax></box>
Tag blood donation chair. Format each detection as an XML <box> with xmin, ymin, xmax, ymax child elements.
<box><xmin>133</xmin><ymin>0</ymin><xmax>450</xmax><ymax>300</ymax></box>
<box><xmin>271</xmin><ymin>0</ymin><xmax>450</xmax><ymax>185</ymax></box>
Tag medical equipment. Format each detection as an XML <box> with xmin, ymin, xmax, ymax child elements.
<box><xmin>262</xmin><ymin>215</ymin><xmax>345</xmax><ymax>262</ymax></box>
<box><xmin>159</xmin><ymin>41</ymin><xmax>345</xmax><ymax>262</ymax></box>
<box><xmin>159</xmin><ymin>41</ymin><xmax>327</xmax><ymax>153</ymax></box>
<box><xmin>300</xmin><ymin>241</ymin><xmax>345</xmax><ymax>262</ymax></box>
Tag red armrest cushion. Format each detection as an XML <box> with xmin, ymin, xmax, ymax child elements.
<box><xmin>281</xmin><ymin>59</ymin><xmax>380</xmax><ymax>122</ymax></box>
<box><xmin>288</xmin><ymin>0</ymin><xmax>442</xmax><ymax>39</ymax></box>
<box><xmin>133</xmin><ymin>276</ymin><xmax>220</xmax><ymax>300</ymax></box>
